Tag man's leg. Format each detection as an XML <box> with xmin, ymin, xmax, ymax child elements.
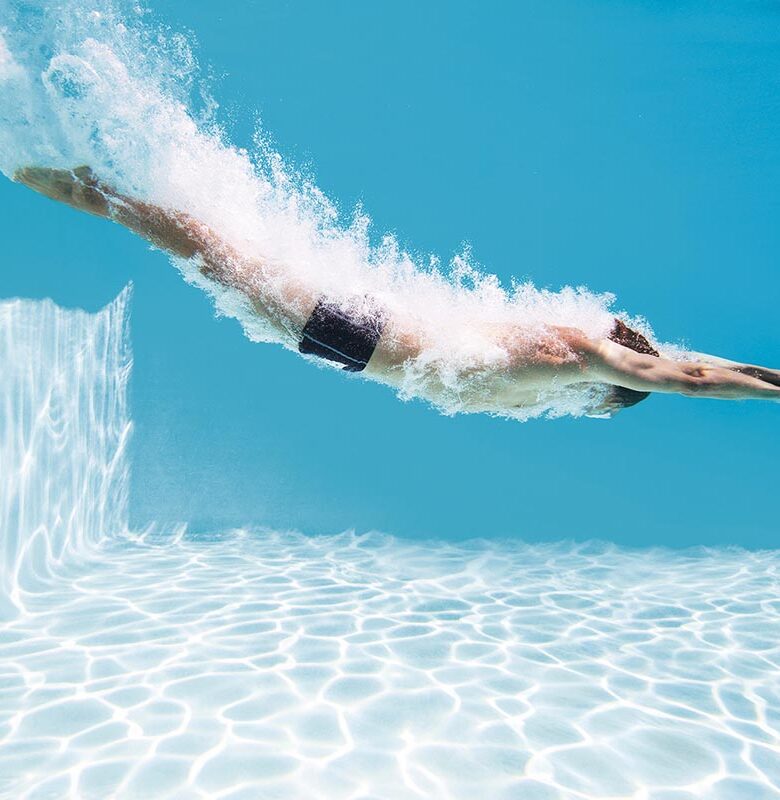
<box><xmin>15</xmin><ymin>166</ymin><xmax>111</xmax><ymax>218</ymax></box>
<box><xmin>13</xmin><ymin>165</ymin><xmax>321</xmax><ymax>341</ymax></box>
<box><xmin>15</xmin><ymin>166</ymin><xmax>217</xmax><ymax>261</ymax></box>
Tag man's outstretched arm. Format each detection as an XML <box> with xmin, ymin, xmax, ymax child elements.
<box><xmin>587</xmin><ymin>336</ymin><xmax>780</xmax><ymax>401</ymax></box>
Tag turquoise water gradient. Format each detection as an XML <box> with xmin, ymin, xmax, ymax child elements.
<box><xmin>1</xmin><ymin>0</ymin><xmax>778</xmax><ymax>547</ymax></box>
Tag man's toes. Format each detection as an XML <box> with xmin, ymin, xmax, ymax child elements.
<box><xmin>14</xmin><ymin>166</ymin><xmax>49</xmax><ymax>188</ymax></box>
<box><xmin>14</xmin><ymin>166</ymin><xmax>73</xmax><ymax>193</ymax></box>
<box><xmin>12</xmin><ymin>166</ymin><xmax>92</xmax><ymax>205</ymax></box>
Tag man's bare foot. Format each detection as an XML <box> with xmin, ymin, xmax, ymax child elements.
<box><xmin>13</xmin><ymin>166</ymin><xmax>110</xmax><ymax>217</ymax></box>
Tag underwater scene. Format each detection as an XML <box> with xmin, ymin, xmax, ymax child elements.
<box><xmin>2</xmin><ymin>1</ymin><xmax>780</xmax><ymax>798</ymax></box>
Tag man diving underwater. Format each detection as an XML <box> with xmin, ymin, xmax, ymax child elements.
<box><xmin>13</xmin><ymin>166</ymin><xmax>780</xmax><ymax>417</ymax></box>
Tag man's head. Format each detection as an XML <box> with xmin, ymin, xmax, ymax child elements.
<box><xmin>609</xmin><ymin>319</ymin><xmax>660</xmax><ymax>357</ymax></box>
<box><xmin>606</xmin><ymin>319</ymin><xmax>660</xmax><ymax>408</ymax></box>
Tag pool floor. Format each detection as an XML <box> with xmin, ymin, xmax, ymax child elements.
<box><xmin>2</xmin><ymin>530</ymin><xmax>779</xmax><ymax>799</ymax></box>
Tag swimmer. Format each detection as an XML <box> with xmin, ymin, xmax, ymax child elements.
<box><xmin>13</xmin><ymin>166</ymin><xmax>780</xmax><ymax>417</ymax></box>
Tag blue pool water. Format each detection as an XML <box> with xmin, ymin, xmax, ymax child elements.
<box><xmin>1</xmin><ymin>289</ymin><xmax>779</xmax><ymax>799</ymax></box>
<box><xmin>0</xmin><ymin>0</ymin><xmax>778</xmax><ymax>547</ymax></box>
<box><xmin>1</xmin><ymin>2</ymin><xmax>780</xmax><ymax>797</ymax></box>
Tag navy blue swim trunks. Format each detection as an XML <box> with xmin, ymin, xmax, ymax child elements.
<box><xmin>298</xmin><ymin>296</ymin><xmax>386</xmax><ymax>372</ymax></box>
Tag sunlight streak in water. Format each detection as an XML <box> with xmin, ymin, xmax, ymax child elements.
<box><xmin>0</xmin><ymin>287</ymin><xmax>131</xmax><ymax>618</ymax></box>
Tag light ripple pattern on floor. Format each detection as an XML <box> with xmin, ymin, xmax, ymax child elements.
<box><xmin>2</xmin><ymin>530</ymin><xmax>780</xmax><ymax>800</ymax></box>
<box><xmin>2</xmin><ymin>282</ymin><xmax>779</xmax><ymax>799</ymax></box>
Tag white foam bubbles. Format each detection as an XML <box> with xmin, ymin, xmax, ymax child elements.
<box><xmin>0</xmin><ymin>0</ymin><xmax>660</xmax><ymax>421</ymax></box>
